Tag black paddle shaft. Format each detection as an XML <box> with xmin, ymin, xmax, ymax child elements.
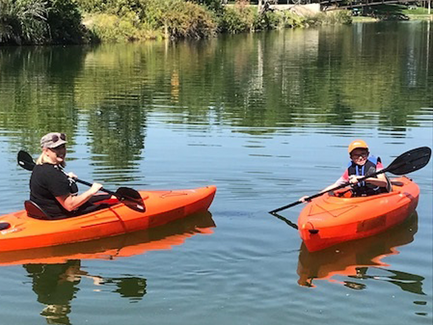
<box><xmin>73</xmin><ymin>178</ymin><xmax>115</xmax><ymax>196</ymax></box>
<box><xmin>269</xmin><ymin>146</ymin><xmax>431</xmax><ymax>215</ymax></box>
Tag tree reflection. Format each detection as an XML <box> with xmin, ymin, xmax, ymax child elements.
<box><xmin>24</xmin><ymin>261</ymin><xmax>147</xmax><ymax>324</ymax></box>
<box><xmin>87</xmin><ymin>101</ymin><xmax>146</xmax><ymax>180</ymax></box>
<box><xmin>24</xmin><ymin>260</ymin><xmax>82</xmax><ymax>325</ymax></box>
<box><xmin>102</xmin><ymin>277</ymin><xmax>147</xmax><ymax>302</ymax></box>
<box><xmin>0</xmin><ymin>46</ymin><xmax>87</xmax><ymax>154</ymax></box>
<box><xmin>0</xmin><ymin>23</ymin><xmax>431</xmax><ymax>159</ymax></box>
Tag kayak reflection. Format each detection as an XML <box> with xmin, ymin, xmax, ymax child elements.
<box><xmin>14</xmin><ymin>211</ymin><xmax>215</xmax><ymax>325</ymax></box>
<box><xmin>297</xmin><ymin>212</ymin><xmax>422</xmax><ymax>291</ymax></box>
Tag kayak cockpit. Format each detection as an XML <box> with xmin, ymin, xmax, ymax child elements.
<box><xmin>327</xmin><ymin>177</ymin><xmax>408</xmax><ymax>200</ymax></box>
<box><xmin>24</xmin><ymin>196</ymin><xmax>123</xmax><ymax>221</ymax></box>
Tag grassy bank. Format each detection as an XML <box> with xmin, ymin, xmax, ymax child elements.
<box><xmin>0</xmin><ymin>0</ymin><xmax>352</xmax><ymax>45</ymax></box>
<box><xmin>82</xmin><ymin>1</ymin><xmax>352</xmax><ymax>43</ymax></box>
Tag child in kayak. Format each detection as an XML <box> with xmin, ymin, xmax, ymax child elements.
<box><xmin>29</xmin><ymin>132</ymin><xmax>107</xmax><ymax>219</ymax></box>
<box><xmin>301</xmin><ymin>139</ymin><xmax>390</xmax><ymax>201</ymax></box>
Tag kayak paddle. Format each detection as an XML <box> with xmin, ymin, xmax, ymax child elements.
<box><xmin>271</xmin><ymin>211</ymin><xmax>299</xmax><ymax>230</ymax></box>
<box><xmin>269</xmin><ymin>146</ymin><xmax>432</xmax><ymax>215</ymax></box>
<box><xmin>17</xmin><ymin>150</ymin><xmax>146</xmax><ymax>213</ymax></box>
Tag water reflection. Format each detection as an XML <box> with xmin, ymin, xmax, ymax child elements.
<box><xmin>25</xmin><ymin>260</ymin><xmax>147</xmax><ymax>324</ymax></box>
<box><xmin>344</xmin><ymin>268</ymin><xmax>425</xmax><ymax>295</ymax></box>
<box><xmin>3</xmin><ymin>212</ymin><xmax>215</xmax><ymax>324</ymax></box>
<box><xmin>296</xmin><ymin>212</ymin><xmax>423</xmax><ymax>293</ymax></box>
<box><xmin>103</xmin><ymin>276</ymin><xmax>147</xmax><ymax>301</ymax></box>
<box><xmin>25</xmin><ymin>260</ymin><xmax>81</xmax><ymax>325</ymax></box>
<box><xmin>88</xmin><ymin>100</ymin><xmax>146</xmax><ymax>182</ymax></box>
<box><xmin>0</xmin><ymin>23</ymin><xmax>431</xmax><ymax>164</ymax></box>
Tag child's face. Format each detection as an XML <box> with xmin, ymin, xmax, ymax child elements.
<box><xmin>350</xmin><ymin>149</ymin><xmax>369</xmax><ymax>165</ymax></box>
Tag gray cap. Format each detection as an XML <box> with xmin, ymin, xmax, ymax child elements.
<box><xmin>40</xmin><ymin>132</ymin><xmax>67</xmax><ymax>149</ymax></box>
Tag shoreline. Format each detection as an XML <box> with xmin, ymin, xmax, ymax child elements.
<box><xmin>352</xmin><ymin>14</ymin><xmax>433</xmax><ymax>22</ymax></box>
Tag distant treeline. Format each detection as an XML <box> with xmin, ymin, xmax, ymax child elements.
<box><xmin>0</xmin><ymin>0</ymin><xmax>351</xmax><ymax>45</ymax></box>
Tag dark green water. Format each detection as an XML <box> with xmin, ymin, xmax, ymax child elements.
<box><xmin>0</xmin><ymin>21</ymin><xmax>432</xmax><ymax>325</ymax></box>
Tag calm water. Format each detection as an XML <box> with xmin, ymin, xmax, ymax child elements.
<box><xmin>0</xmin><ymin>21</ymin><xmax>432</xmax><ymax>325</ymax></box>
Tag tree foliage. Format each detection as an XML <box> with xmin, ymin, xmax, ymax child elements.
<box><xmin>1</xmin><ymin>0</ymin><xmax>354</xmax><ymax>44</ymax></box>
<box><xmin>163</xmin><ymin>1</ymin><xmax>217</xmax><ymax>39</ymax></box>
<box><xmin>220</xmin><ymin>2</ymin><xmax>257</xmax><ymax>33</ymax></box>
<box><xmin>47</xmin><ymin>0</ymin><xmax>85</xmax><ymax>43</ymax></box>
<box><xmin>0</xmin><ymin>0</ymin><xmax>84</xmax><ymax>44</ymax></box>
<box><xmin>0</xmin><ymin>0</ymin><xmax>48</xmax><ymax>44</ymax></box>
<box><xmin>188</xmin><ymin>0</ymin><xmax>224</xmax><ymax>13</ymax></box>
<box><xmin>84</xmin><ymin>0</ymin><xmax>217</xmax><ymax>41</ymax></box>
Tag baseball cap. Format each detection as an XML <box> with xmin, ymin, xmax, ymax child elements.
<box><xmin>40</xmin><ymin>132</ymin><xmax>67</xmax><ymax>149</ymax></box>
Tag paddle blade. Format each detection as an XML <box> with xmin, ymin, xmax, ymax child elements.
<box><xmin>17</xmin><ymin>150</ymin><xmax>36</xmax><ymax>171</ymax></box>
<box><xmin>386</xmin><ymin>146</ymin><xmax>432</xmax><ymax>175</ymax></box>
<box><xmin>115</xmin><ymin>187</ymin><xmax>146</xmax><ymax>213</ymax></box>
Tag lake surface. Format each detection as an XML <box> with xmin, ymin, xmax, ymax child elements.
<box><xmin>0</xmin><ymin>21</ymin><xmax>432</xmax><ymax>325</ymax></box>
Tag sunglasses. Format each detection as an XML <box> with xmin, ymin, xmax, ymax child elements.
<box><xmin>52</xmin><ymin>133</ymin><xmax>66</xmax><ymax>143</ymax></box>
<box><xmin>351</xmin><ymin>152</ymin><xmax>368</xmax><ymax>159</ymax></box>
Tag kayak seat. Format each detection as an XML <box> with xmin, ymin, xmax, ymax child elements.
<box><xmin>0</xmin><ymin>222</ymin><xmax>10</xmax><ymax>231</ymax></box>
<box><xmin>24</xmin><ymin>200</ymin><xmax>51</xmax><ymax>220</ymax></box>
<box><xmin>331</xmin><ymin>189</ymin><xmax>353</xmax><ymax>198</ymax></box>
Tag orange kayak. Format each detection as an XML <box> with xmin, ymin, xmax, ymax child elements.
<box><xmin>298</xmin><ymin>176</ymin><xmax>419</xmax><ymax>252</ymax></box>
<box><xmin>0</xmin><ymin>186</ymin><xmax>216</xmax><ymax>252</ymax></box>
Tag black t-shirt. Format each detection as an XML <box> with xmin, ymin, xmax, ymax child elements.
<box><xmin>30</xmin><ymin>164</ymin><xmax>78</xmax><ymax>218</ymax></box>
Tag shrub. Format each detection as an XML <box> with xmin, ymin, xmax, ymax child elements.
<box><xmin>75</xmin><ymin>0</ymin><xmax>141</xmax><ymax>14</ymax></box>
<box><xmin>318</xmin><ymin>10</ymin><xmax>352</xmax><ymax>25</ymax></box>
<box><xmin>46</xmin><ymin>0</ymin><xmax>85</xmax><ymax>43</ymax></box>
<box><xmin>85</xmin><ymin>0</ymin><xmax>216</xmax><ymax>41</ymax></box>
<box><xmin>254</xmin><ymin>10</ymin><xmax>284</xmax><ymax>30</ymax></box>
<box><xmin>0</xmin><ymin>0</ymin><xmax>86</xmax><ymax>44</ymax></box>
<box><xmin>220</xmin><ymin>2</ymin><xmax>257</xmax><ymax>33</ymax></box>
<box><xmin>189</xmin><ymin>0</ymin><xmax>224</xmax><ymax>14</ymax></box>
<box><xmin>0</xmin><ymin>0</ymin><xmax>48</xmax><ymax>44</ymax></box>
<box><xmin>163</xmin><ymin>1</ymin><xmax>217</xmax><ymax>39</ymax></box>
<box><xmin>84</xmin><ymin>13</ymin><xmax>139</xmax><ymax>42</ymax></box>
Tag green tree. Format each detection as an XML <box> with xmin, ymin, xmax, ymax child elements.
<box><xmin>0</xmin><ymin>0</ymin><xmax>48</xmax><ymax>44</ymax></box>
<box><xmin>0</xmin><ymin>0</ymin><xmax>85</xmax><ymax>44</ymax></box>
<box><xmin>46</xmin><ymin>0</ymin><xmax>85</xmax><ymax>44</ymax></box>
<box><xmin>189</xmin><ymin>0</ymin><xmax>224</xmax><ymax>13</ymax></box>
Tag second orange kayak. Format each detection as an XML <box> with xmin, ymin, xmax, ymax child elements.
<box><xmin>0</xmin><ymin>186</ymin><xmax>216</xmax><ymax>252</ymax></box>
<box><xmin>298</xmin><ymin>177</ymin><xmax>419</xmax><ymax>252</ymax></box>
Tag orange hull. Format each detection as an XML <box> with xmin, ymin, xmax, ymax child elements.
<box><xmin>0</xmin><ymin>211</ymin><xmax>215</xmax><ymax>266</ymax></box>
<box><xmin>0</xmin><ymin>186</ymin><xmax>216</xmax><ymax>252</ymax></box>
<box><xmin>298</xmin><ymin>177</ymin><xmax>419</xmax><ymax>252</ymax></box>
